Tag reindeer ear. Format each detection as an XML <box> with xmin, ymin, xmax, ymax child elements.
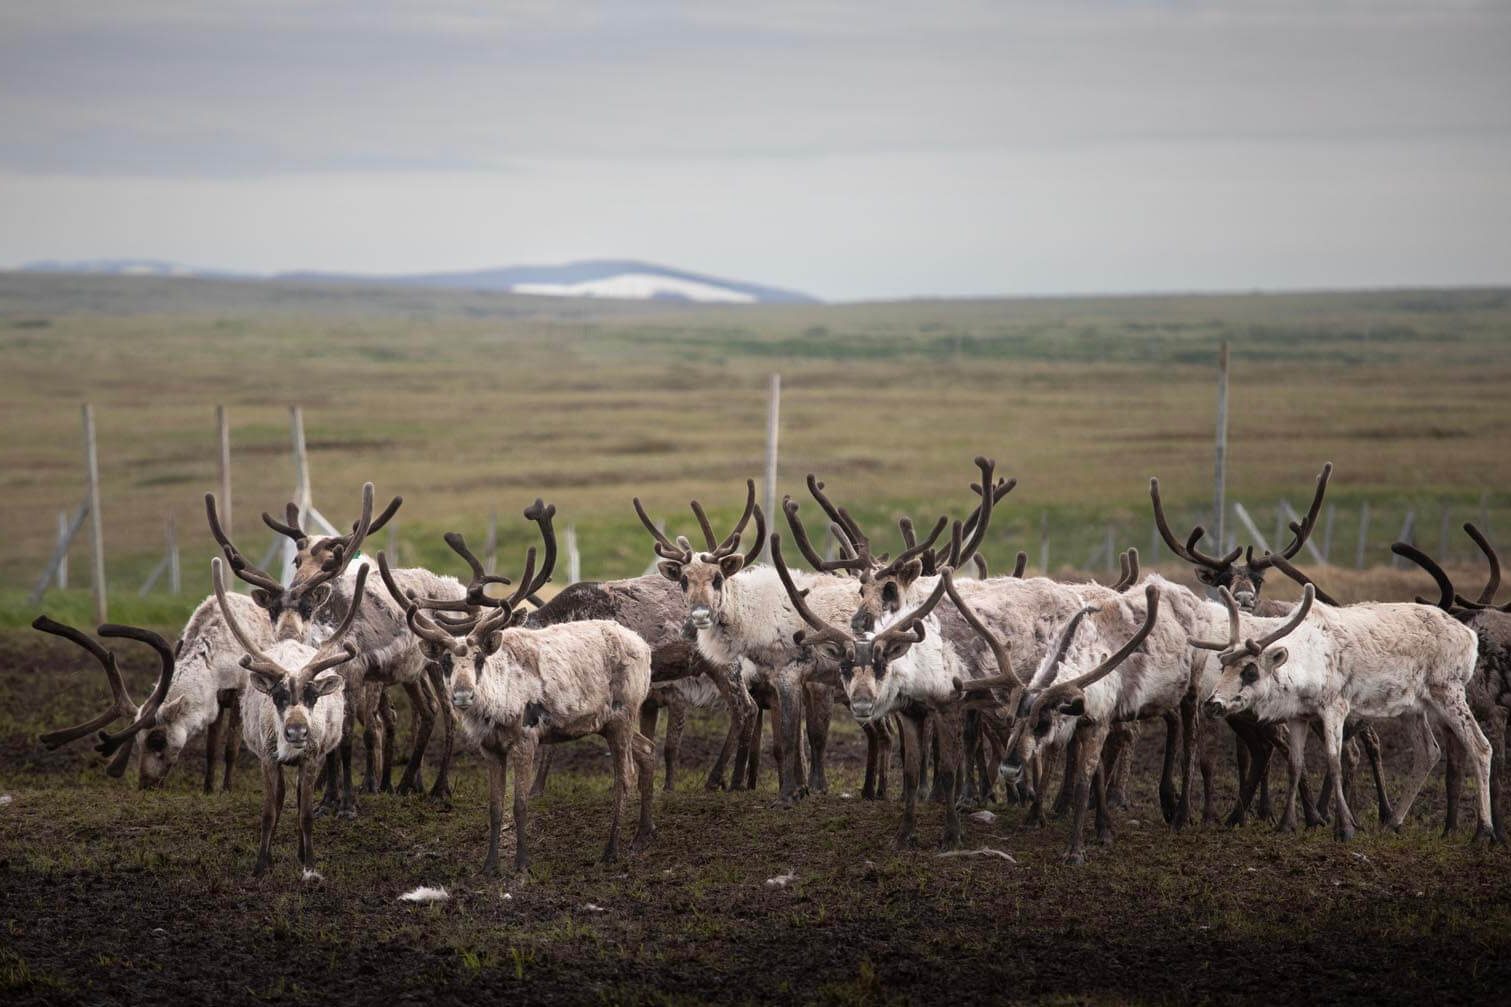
<box><xmin>895</xmin><ymin>559</ymin><xmax>924</xmax><ymax>589</ymax></box>
<box><xmin>1055</xmin><ymin>695</ymin><xmax>1086</xmax><ymax>717</ymax></box>
<box><xmin>1265</xmin><ymin>647</ymin><xmax>1289</xmax><ymax>671</ymax></box>
<box><xmin>657</xmin><ymin>561</ymin><xmax>683</xmax><ymax>583</ymax></box>
<box><xmin>482</xmin><ymin>632</ymin><xmax>504</xmax><ymax>656</ymax></box>
<box><xmin>879</xmin><ymin>634</ymin><xmax>920</xmax><ymax>664</ymax></box>
<box><xmin>156</xmin><ymin>695</ymin><xmax>186</xmax><ymax>723</ymax></box>
<box><xmin>249</xmin><ymin>668</ymin><xmax>282</xmax><ymax>695</ymax></box>
<box><xmin>418</xmin><ymin>639</ymin><xmax>448</xmax><ymax>661</ymax></box>
<box><xmin>311</xmin><ymin>671</ymin><xmax>344</xmax><ymax>697</ymax></box>
<box><xmin>252</xmin><ymin>589</ymin><xmax>276</xmax><ymax>611</ymax></box>
<box><xmin>718</xmin><ymin>553</ymin><xmax>745</xmax><ymax>578</ymax></box>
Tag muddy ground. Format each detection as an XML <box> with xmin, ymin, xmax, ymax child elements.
<box><xmin>2</xmin><ymin>630</ymin><xmax>1509</xmax><ymax>1005</ymax></box>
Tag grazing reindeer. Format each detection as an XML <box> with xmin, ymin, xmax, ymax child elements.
<box><xmin>381</xmin><ymin>545</ymin><xmax>656</xmax><ymax>874</ymax></box>
<box><xmin>1150</xmin><ymin>466</ymin><xmax>1390</xmax><ymax>829</ymax></box>
<box><xmin>33</xmin><ymin>591</ymin><xmax>268</xmax><ymax>792</ymax></box>
<box><xmin>1197</xmin><ymin>584</ymin><xmax>1493</xmax><ymax>841</ymax></box>
<box><xmin>991</xmin><ymin>585</ymin><xmax>1178</xmax><ymax>863</ymax></box>
<box><xmin>212</xmin><ymin>557</ymin><xmax>368</xmax><ymax>876</ymax></box>
<box><xmin>209</xmin><ymin>484</ymin><xmax>467</xmax><ymax>811</ymax></box>
<box><xmin>1393</xmin><ymin>525</ymin><xmax>1511</xmax><ymax>842</ymax></box>
<box><xmin>33</xmin><ymin>618</ymin><xmax>177</xmax><ymax>779</ymax></box>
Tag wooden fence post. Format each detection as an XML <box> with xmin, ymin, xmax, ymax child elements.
<box><xmin>1039</xmin><ymin>511</ymin><xmax>1050</xmax><ymax>575</ymax></box>
<box><xmin>167</xmin><ymin>513</ymin><xmax>180</xmax><ymax>595</ymax></box>
<box><xmin>565</xmin><ymin>525</ymin><xmax>581</xmax><ymax>584</ymax></box>
<box><xmin>1321</xmin><ymin>503</ymin><xmax>1335</xmax><ymax>564</ymax></box>
<box><xmin>216</xmin><ymin>404</ymin><xmax>232</xmax><ymax>536</ymax></box>
<box><xmin>57</xmin><ymin>510</ymin><xmax>70</xmax><ymax>590</ymax></box>
<box><xmin>762</xmin><ymin>374</ymin><xmax>781</xmax><ymax>563</ymax></box>
<box><xmin>1212</xmin><ymin>341</ymin><xmax>1229</xmax><ymax>550</ymax></box>
<box><xmin>82</xmin><ymin>404</ymin><xmax>107</xmax><ymax>623</ymax></box>
<box><xmin>1355</xmin><ymin>501</ymin><xmax>1371</xmax><ymax>569</ymax></box>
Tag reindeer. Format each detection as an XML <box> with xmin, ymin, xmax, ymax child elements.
<box><xmin>32</xmin><ymin>618</ymin><xmax>177</xmax><ymax>780</ymax></box>
<box><xmin>1393</xmin><ymin>524</ymin><xmax>1511</xmax><ymax>842</ymax></box>
<box><xmin>770</xmin><ymin>533</ymin><xmax>976</xmax><ymax>847</ymax></box>
<box><xmin>1150</xmin><ymin>465</ymin><xmax>1390</xmax><ymax>829</ymax></box>
<box><xmin>635</xmin><ymin>481</ymin><xmax>859</xmax><ymax>804</ymax></box>
<box><xmin>782</xmin><ymin>458</ymin><xmax>1010</xmax><ymax>802</ymax></box>
<box><xmin>380</xmin><ymin>545</ymin><xmax>656</xmax><ymax>874</ymax></box>
<box><xmin>212</xmin><ymin>557</ymin><xmax>368</xmax><ymax>875</ymax></box>
<box><xmin>33</xmin><ymin>590</ymin><xmax>268</xmax><ymax>792</ymax></box>
<box><xmin>209</xmin><ymin>484</ymin><xmax>470</xmax><ymax>812</ymax></box>
<box><xmin>1197</xmin><ymin>584</ymin><xmax>1493</xmax><ymax>841</ymax></box>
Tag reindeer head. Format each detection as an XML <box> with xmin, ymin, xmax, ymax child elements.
<box><xmin>1395</xmin><ymin>526</ymin><xmax>1511</xmax><ymax>707</ymax></box>
<box><xmin>1196</xmin><ymin>584</ymin><xmax>1315</xmax><ymax>719</ymax></box>
<box><xmin>32</xmin><ymin>618</ymin><xmax>177</xmax><ymax>786</ymax></box>
<box><xmin>213</xmin><ymin>557</ymin><xmax>363</xmax><ymax>761</ymax></box>
<box><xmin>997</xmin><ymin>586</ymin><xmax>1161</xmax><ymax>785</ymax></box>
<box><xmin>782</xmin><ymin>457</ymin><xmax>1015</xmax><ymax>635</ymax></box>
<box><xmin>770</xmin><ymin>534</ymin><xmax>948</xmax><ymax>722</ymax></box>
<box><xmin>263</xmin><ymin>492</ymin><xmax>402</xmax><ymax>585</ymax></box>
<box><xmin>207</xmin><ymin>483</ymin><xmax>390</xmax><ymax>640</ymax></box>
<box><xmin>1150</xmin><ymin>464</ymin><xmax>1330</xmax><ymax>611</ymax></box>
<box><xmin>378</xmin><ymin>502</ymin><xmax>556</xmax><ymax>711</ymax></box>
<box><xmin>634</xmin><ymin>480</ymin><xmax>766</xmax><ymax>632</ymax></box>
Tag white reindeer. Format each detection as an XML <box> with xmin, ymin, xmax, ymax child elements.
<box><xmin>1197</xmin><ymin>584</ymin><xmax>1493</xmax><ymax>841</ymax></box>
<box><xmin>382</xmin><ymin>548</ymin><xmax>657</xmax><ymax>875</ymax></box>
<box><xmin>212</xmin><ymin>557</ymin><xmax>368</xmax><ymax>876</ymax></box>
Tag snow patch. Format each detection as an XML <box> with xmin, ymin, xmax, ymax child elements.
<box><xmin>513</xmin><ymin>273</ymin><xmax>756</xmax><ymax>304</ymax></box>
<box><xmin>399</xmin><ymin>885</ymin><xmax>450</xmax><ymax>903</ymax></box>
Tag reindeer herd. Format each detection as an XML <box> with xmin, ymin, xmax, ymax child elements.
<box><xmin>30</xmin><ymin>459</ymin><xmax>1511</xmax><ymax>878</ymax></box>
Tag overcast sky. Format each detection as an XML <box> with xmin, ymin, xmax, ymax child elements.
<box><xmin>1</xmin><ymin>1</ymin><xmax>1507</xmax><ymax>301</ymax></box>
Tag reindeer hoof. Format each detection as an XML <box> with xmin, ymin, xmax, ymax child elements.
<box><xmin>630</xmin><ymin>829</ymin><xmax>656</xmax><ymax>855</ymax></box>
<box><xmin>1061</xmin><ymin>850</ymin><xmax>1087</xmax><ymax>866</ymax></box>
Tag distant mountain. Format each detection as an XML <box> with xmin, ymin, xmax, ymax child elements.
<box><xmin>16</xmin><ymin>258</ymin><xmax>818</xmax><ymax>304</ymax></box>
<box><xmin>279</xmin><ymin>260</ymin><xmax>819</xmax><ymax>305</ymax></box>
<box><xmin>19</xmin><ymin>258</ymin><xmax>244</xmax><ymax>278</ymax></box>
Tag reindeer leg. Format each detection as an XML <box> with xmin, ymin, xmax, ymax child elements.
<box><xmin>1064</xmin><ymin>721</ymin><xmax>1110</xmax><ymax>864</ymax></box>
<box><xmin>1106</xmin><ymin>722</ymin><xmax>1135</xmax><ymax>811</ymax></box>
<box><xmin>1427</xmin><ymin>689</ymin><xmax>1494</xmax><ymax>842</ymax></box>
<box><xmin>397</xmin><ymin>680</ymin><xmax>434</xmax><ymax>796</ymax></box>
<box><xmin>255</xmin><ymin>760</ymin><xmax>284</xmax><ymax>877</ymax></box>
<box><xmin>426</xmin><ymin>665</ymin><xmax>455</xmax><ymax>802</ymax></box>
<box><xmin>1277</xmin><ymin>719</ymin><xmax>1308</xmax><ymax>833</ymax></box>
<box><xmin>861</xmin><ymin>722</ymin><xmax>881</xmax><ymax>800</ymax></box>
<box><xmin>631</xmin><ymin>729</ymin><xmax>657</xmax><ymax>854</ymax></box>
<box><xmin>638</xmin><ymin>697</ymin><xmax>663</xmax><ymax>789</ymax></box>
<box><xmin>203</xmin><ymin>703</ymin><xmax>227</xmax><ymax>795</ymax></box>
<box><xmin>529</xmin><ymin>747</ymin><xmax>553</xmax><ymax>798</ymax></box>
<box><xmin>1052</xmin><ymin>732</ymin><xmax>1079</xmax><ymax>818</ymax></box>
<box><xmin>746</xmin><ymin>705</ymin><xmax>765</xmax><ymax>791</ymax></box>
<box><xmin>298</xmin><ymin>758</ymin><xmax>319</xmax><ymax>869</ymax></box>
<box><xmin>803</xmin><ymin>680</ymin><xmax>832</xmax><ymax>795</ymax></box>
<box><xmin>222</xmin><ymin>697</ymin><xmax>241</xmax><ymax>792</ymax></box>
<box><xmin>1157</xmin><ymin>711</ymin><xmax>1179</xmax><ymax>824</ymax></box>
<box><xmin>935</xmin><ymin>709</ymin><xmax>965</xmax><ymax>849</ymax></box>
<box><xmin>1355</xmin><ymin>722</ymin><xmax>1393</xmax><ymax>826</ymax></box>
<box><xmin>1321</xmin><ymin>707</ymin><xmax>1354</xmax><ymax>842</ymax></box>
<box><xmin>663</xmin><ymin>689</ymin><xmax>687</xmax><ymax>792</ymax></box>
<box><xmin>603</xmin><ymin>724</ymin><xmax>632</xmax><ymax>864</ymax></box>
<box><xmin>483</xmin><ymin>752</ymin><xmax>507</xmax><ymax>877</ymax></box>
<box><xmin>896</xmin><ymin>713</ymin><xmax>925</xmax><ymax>849</ymax></box>
<box><xmin>1097</xmin><ymin>728</ymin><xmax>1126</xmax><ymax>846</ymax></box>
<box><xmin>773</xmin><ymin>677</ymin><xmax>809</xmax><ymax>805</ymax></box>
<box><xmin>876</xmin><ymin>716</ymin><xmax>892</xmax><ymax>800</ymax></box>
<box><xmin>704</xmin><ymin>666</ymin><xmax>744</xmax><ymax>791</ymax></box>
<box><xmin>1388</xmin><ymin>710</ymin><xmax>1441</xmax><ymax>832</ymax></box>
<box><xmin>508</xmin><ymin>740</ymin><xmax>534</xmax><ymax>874</ymax></box>
<box><xmin>1173</xmin><ymin>693</ymin><xmax>1199</xmax><ymax>831</ymax></box>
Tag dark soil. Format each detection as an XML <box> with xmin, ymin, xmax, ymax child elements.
<box><xmin>2</xmin><ymin>629</ymin><xmax>1508</xmax><ymax>1005</ymax></box>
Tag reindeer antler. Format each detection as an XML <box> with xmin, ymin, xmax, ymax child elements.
<box><xmin>769</xmin><ymin>533</ymin><xmax>853</xmax><ymax>650</ymax></box>
<box><xmin>206</xmin><ymin>492</ymin><xmax>284</xmax><ymax>593</ymax></box>
<box><xmin>1248</xmin><ymin>464</ymin><xmax>1331</xmax><ymax>572</ymax></box>
<box><xmin>1150</xmin><ymin>477</ymin><xmax>1241</xmax><ymax>571</ymax></box>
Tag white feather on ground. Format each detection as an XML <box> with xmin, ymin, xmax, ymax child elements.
<box><xmin>935</xmin><ymin>848</ymin><xmax>1017</xmax><ymax>862</ymax></box>
<box><xmin>399</xmin><ymin>885</ymin><xmax>450</xmax><ymax>903</ymax></box>
<box><xmin>765</xmin><ymin>870</ymin><xmax>798</xmax><ymax>889</ymax></box>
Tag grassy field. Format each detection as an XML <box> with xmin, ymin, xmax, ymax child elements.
<box><xmin>2</xmin><ymin>629</ymin><xmax>1509</xmax><ymax>1004</ymax></box>
<box><xmin>2</xmin><ymin>275</ymin><xmax>1510</xmax><ymax>628</ymax></box>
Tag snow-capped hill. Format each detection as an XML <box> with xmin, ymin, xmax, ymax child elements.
<box><xmin>20</xmin><ymin>258</ymin><xmax>218</xmax><ymax>277</ymax></box>
<box><xmin>513</xmin><ymin>272</ymin><xmax>757</xmax><ymax>304</ymax></box>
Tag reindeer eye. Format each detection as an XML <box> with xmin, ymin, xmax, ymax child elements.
<box><xmin>882</xmin><ymin>584</ymin><xmax>898</xmax><ymax>605</ymax></box>
<box><xmin>1240</xmin><ymin>665</ymin><xmax>1259</xmax><ymax>685</ymax></box>
<box><xmin>679</xmin><ymin>575</ymin><xmax>689</xmax><ymax>590</ymax></box>
<box><xmin>712</xmin><ymin>574</ymin><xmax>723</xmax><ymax>590</ymax></box>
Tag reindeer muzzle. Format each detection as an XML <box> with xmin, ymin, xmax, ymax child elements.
<box><xmin>688</xmin><ymin>606</ymin><xmax>713</xmax><ymax>630</ymax></box>
<box><xmin>283</xmin><ymin>723</ymin><xmax>309</xmax><ymax>745</ymax></box>
<box><xmin>451</xmin><ymin>688</ymin><xmax>476</xmax><ymax>710</ymax></box>
<box><xmin>1202</xmin><ymin>697</ymin><xmax>1228</xmax><ymax>720</ymax></box>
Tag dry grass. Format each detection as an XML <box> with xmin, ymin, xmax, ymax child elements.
<box><xmin>2</xmin><ymin>275</ymin><xmax>1509</xmax><ymax>626</ymax></box>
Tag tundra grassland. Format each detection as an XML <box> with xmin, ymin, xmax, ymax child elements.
<box><xmin>2</xmin><ymin>630</ymin><xmax>1510</xmax><ymax>1005</ymax></box>
<box><xmin>2</xmin><ymin>276</ymin><xmax>1510</xmax><ymax>627</ymax></box>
